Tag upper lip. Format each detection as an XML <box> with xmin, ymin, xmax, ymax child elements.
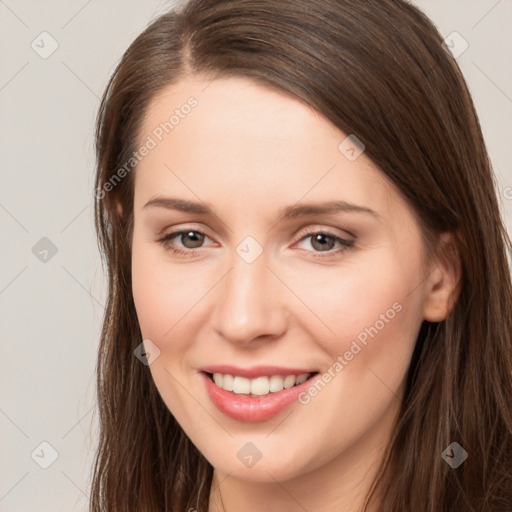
<box><xmin>201</xmin><ymin>364</ymin><xmax>318</xmax><ymax>379</ymax></box>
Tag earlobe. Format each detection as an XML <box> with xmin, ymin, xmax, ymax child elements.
<box><xmin>422</xmin><ymin>233</ymin><xmax>462</xmax><ymax>322</ymax></box>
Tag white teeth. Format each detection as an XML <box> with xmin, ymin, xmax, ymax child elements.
<box><xmin>269</xmin><ymin>375</ymin><xmax>284</xmax><ymax>392</ymax></box>
<box><xmin>283</xmin><ymin>375</ymin><xmax>296</xmax><ymax>388</ymax></box>
<box><xmin>295</xmin><ymin>373</ymin><xmax>309</xmax><ymax>385</ymax></box>
<box><xmin>211</xmin><ymin>372</ymin><xmax>312</xmax><ymax>395</ymax></box>
<box><xmin>232</xmin><ymin>376</ymin><xmax>251</xmax><ymax>394</ymax></box>
<box><xmin>222</xmin><ymin>374</ymin><xmax>234</xmax><ymax>391</ymax></box>
<box><xmin>250</xmin><ymin>376</ymin><xmax>270</xmax><ymax>396</ymax></box>
<box><xmin>213</xmin><ymin>373</ymin><xmax>223</xmax><ymax>387</ymax></box>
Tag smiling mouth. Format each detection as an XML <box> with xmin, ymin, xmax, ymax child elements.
<box><xmin>204</xmin><ymin>371</ymin><xmax>319</xmax><ymax>397</ymax></box>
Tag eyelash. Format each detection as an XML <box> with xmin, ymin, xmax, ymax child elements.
<box><xmin>157</xmin><ymin>228</ymin><xmax>354</xmax><ymax>258</ymax></box>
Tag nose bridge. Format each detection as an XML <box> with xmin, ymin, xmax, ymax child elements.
<box><xmin>212</xmin><ymin>244</ymin><xmax>286</xmax><ymax>344</ymax></box>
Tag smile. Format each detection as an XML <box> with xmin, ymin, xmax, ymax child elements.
<box><xmin>209</xmin><ymin>372</ymin><xmax>313</xmax><ymax>396</ymax></box>
<box><xmin>200</xmin><ymin>367</ymin><xmax>320</xmax><ymax>422</ymax></box>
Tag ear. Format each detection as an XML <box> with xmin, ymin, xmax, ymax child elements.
<box><xmin>422</xmin><ymin>232</ymin><xmax>462</xmax><ymax>322</ymax></box>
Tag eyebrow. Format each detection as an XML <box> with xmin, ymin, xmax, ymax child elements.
<box><xmin>143</xmin><ymin>196</ymin><xmax>380</xmax><ymax>220</ymax></box>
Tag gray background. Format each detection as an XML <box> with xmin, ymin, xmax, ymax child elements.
<box><xmin>0</xmin><ymin>1</ymin><xmax>511</xmax><ymax>510</ymax></box>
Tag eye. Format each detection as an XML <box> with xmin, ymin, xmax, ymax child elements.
<box><xmin>158</xmin><ymin>229</ymin><xmax>212</xmax><ymax>256</ymax></box>
<box><xmin>295</xmin><ymin>229</ymin><xmax>354</xmax><ymax>256</ymax></box>
<box><xmin>158</xmin><ymin>227</ymin><xmax>355</xmax><ymax>258</ymax></box>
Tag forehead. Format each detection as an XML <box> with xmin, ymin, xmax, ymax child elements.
<box><xmin>139</xmin><ymin>75</ymin><xmax>339</xmax><ymax>156</ymax></box>
<box><xmin>134</xmin><ymin>75</ymin><xmax>401</xmax><ymax>221</ymax></box>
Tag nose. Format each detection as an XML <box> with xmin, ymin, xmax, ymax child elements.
<box><xmin>211</xmin><ymin>248</ymin><xmax>288</xmax><ymax>346</ymax></box>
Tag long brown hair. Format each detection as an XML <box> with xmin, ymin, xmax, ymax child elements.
<box><xmin>91</xmin><ymin>1</ymin><xmax>512</xmax><ymax>510</ymax></box>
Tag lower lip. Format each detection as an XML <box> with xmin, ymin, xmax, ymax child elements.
<box><xmin>201</xmin><ymin>372</ymin><xmax>317</xmax><ymax>423</ymax></box>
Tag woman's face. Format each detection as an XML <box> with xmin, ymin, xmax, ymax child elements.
<box><xmin>131</xmin><ymin>75</ymin><xmax>433</xmax><ymax>485</ymax></box>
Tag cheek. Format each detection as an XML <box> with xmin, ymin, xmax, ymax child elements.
<box><xmin>131</xmin><ymin>239</ymin><xmax>183</xmax><ymax>342</ymax></box>
<box><xmin>131</xmin><ymin>243</ymin><xmax>207</xmax><ymax>418</ymax></box>
<box><xmin>131</xmin><ymin>245</ymin><xmax>167</xmax><ymax>338</ymax></box>
<box><xmin>288</xmin><ymin>256</ymin><xmax>423</xmax><ymax>451</ymax></box>
<box><xmin>293</xmin><ymin>251</ymin><xmax>424</xmax><ymax>374</ymax></box>
<box><xmin>131</xmin><ymin>239</ymin><xmax>217</xmax><ymax>353</ymax></box>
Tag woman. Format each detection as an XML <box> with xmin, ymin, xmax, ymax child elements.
<box><xmin>91</xmin><ymin>0</ymin><xmax>512</xmax><ymax>510</ymax></box>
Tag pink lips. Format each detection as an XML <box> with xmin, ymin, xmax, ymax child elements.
<box><xmin>200</xmin><ymin>365</ymin><xmax>319</xmax><ymax>423</ymax></box>
<box><xmin>201</xmin><ymin>364</ymin><xmax>317</xmax><ymax>378</ymax></box>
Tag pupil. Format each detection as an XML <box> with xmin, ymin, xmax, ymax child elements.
<box><xmin>312</xmin><ymin>233</ymin><xmax>334</xmax><ymax>251</ymax></box>
<box><xmin>183</xmin><ymin>231</ymin><xmax>203</xmax><ymax>248</ymax></box>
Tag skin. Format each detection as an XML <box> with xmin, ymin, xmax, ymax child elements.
<box><xmin>129</xmin><ymin>76</ymin><xmax>459</xmax><ymax>511</ymax></box>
